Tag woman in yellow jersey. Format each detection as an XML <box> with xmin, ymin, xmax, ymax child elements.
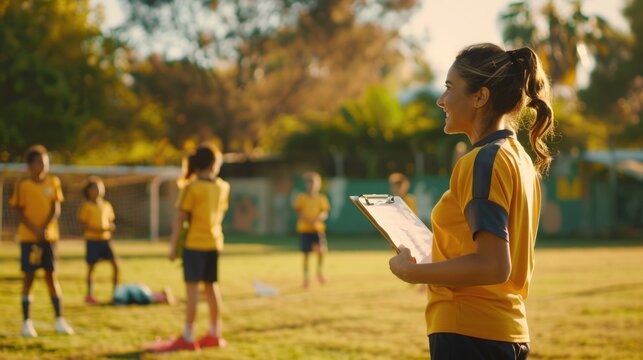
<box><xmin>389</xmin><ymin>43</ymin><xmax>554</xmax><ymax>359</ymax></box>
<box><xmin>149</xmin><ymin>145</ymin><xmax>230</xmax><ymax>353</ymax></box>
<box><xmin>9</xmin><ymin>145</ymin><xmax>74</xmax><ymax>337</ymax></box>
<box><xmin>78</xmin><ymin>176</ymin><xmax>119</xmax><ymax>305</ymax></box>
<box><xmin>293</xmin><ymin>171</ymin><xmax>330</xmax><ymax>289</ymax></box>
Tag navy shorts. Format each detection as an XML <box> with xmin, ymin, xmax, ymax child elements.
<box><xmin>183</xmin><ymin>249</ymin><xmax>219</xmax><ymax>283</ymax></box>
<box><xmin>428</xmin><ymin>333</ymin><xmax>530</xmax><ymax>360</ymax></box>
<box><xmin>86</xmin><ymin>240</ymin><xmax>115</xmax><ymax>264</ymax></box>
<box><xmin>20</xmin><ymin>242</ymin><xmax>57</xmax><ymax>273</ymax></box>
<box><xmin>299</xmin><ymin>233</ymin><xmax>321</xmax><ymax>253</ymax></box>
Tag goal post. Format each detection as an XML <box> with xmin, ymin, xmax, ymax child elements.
<box><xmin>0</xmin><ymin>163</ymin><xmax>181</xmax><ymax>242</ymax></box>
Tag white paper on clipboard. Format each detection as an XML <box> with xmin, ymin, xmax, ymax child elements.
<box><xmin>350</xmin><ymin>194</ymin><xmax>433</xmax><ymax>264</ymax></box>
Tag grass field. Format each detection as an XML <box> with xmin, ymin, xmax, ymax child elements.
<box><xmin>1</xmin><ymin>235</ymin><xmax>642</xmax><ymax>360</ymax></box>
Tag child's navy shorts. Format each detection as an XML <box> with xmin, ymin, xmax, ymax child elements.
<box><xmin>299</xmin><ymin>232</ymin><xmax>321</xmax><ymax>253</ymax></box>
<box><xmin>86</xmin><ymin>240</ymin><xmax>115</xmax><ymax>264</ymax></box>
<box><xmin>183</xmin><ymin>248</ymin><xmax>219</xmax><ymax>282</ymax></box>
<box><xmin>20</xmin><ymin>242</ymin><xmax>56</xmax><ymax>272</ymax></box>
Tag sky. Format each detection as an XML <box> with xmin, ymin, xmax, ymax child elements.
<box><xmin>401</xmin><ymin>0</ymin><xmax>628</xmax><ymax>86</ymax></box>
<box><xmin>95</xmin><ymin>0</ymin><xmax>628</xmax><ymax>87</ymax></box>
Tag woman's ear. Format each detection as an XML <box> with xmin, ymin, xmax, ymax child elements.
<box><xmin>473</xmin><ymin>87</ymin><xmax>490</xmax><ymax>108</ymax></box>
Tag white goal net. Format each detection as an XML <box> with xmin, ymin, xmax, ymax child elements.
<box><xmin>1</xmin><ymin>164</ymin><xmax>181</xmax><ymax>241</ymax></box>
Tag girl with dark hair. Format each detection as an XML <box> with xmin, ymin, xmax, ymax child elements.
<box><xmin>149</xmin><ymin>145</ymin><xmax>230</xmax><ymax>353</ymax></box>
<box><xmin>389</xmin><ymin>43</ymin><xmax>554</xmax><ymax>360</ymax></box>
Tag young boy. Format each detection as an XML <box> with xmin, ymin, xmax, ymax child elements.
<box><xmin>293</xmin><ymin>171</ymin><xmax>331</xmax><ymax>289</ymax></box>
<box><xmin>9</xmin><ymin>145</ymin><xmax>74</xmax><ymax>337</ymax></box>
<box><xmin>78</xmin><ymin>176</ymin><xmax>119</xmax><ymax>305</ymax></box>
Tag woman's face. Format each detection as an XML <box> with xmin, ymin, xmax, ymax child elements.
<box><xmin>436</xmin><ymin>65</ymin><xmax>477</xmax><ymax>136</ymax></box>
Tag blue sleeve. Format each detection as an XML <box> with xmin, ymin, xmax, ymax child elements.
<box><xmin>464</xmin><ymin>140</ymin><xmax>509</xmax><ymax>242</ymax></box>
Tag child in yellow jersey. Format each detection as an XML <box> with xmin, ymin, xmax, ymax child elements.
<box><xmin>9</xmin><ymin>145</ymin><xmax>74</xmax><ymax>337</ymax></box>
<box><xmin>388</xmin><ymin>43</ymin><xmax>555</xmax><ymax>360</ymax></box>
<box><xmin>293</xmin><ymin>171</ymin><xmax>330</xmax><ymax>289</ymax></box>
<box><xmin>78</xmin><ymin>176</ymin><xmax>119</xmax><ymax>305</ymax></box>
<box><xmin>149</xmin><ymin>145</ymin><xmax>230</xmax><ymax>353</ymax></box>
<box><xmin>388</xmin><ymin>172</ymin><xmax>418</xmax><ymax>215</ymax></box>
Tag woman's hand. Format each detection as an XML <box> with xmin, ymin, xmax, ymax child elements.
<box><xmin>389</xmin><ymin>245</ymin><xmax>417</xmax><ymax>283</ymax></box>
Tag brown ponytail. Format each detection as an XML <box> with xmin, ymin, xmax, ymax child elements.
<box><xmin>182</xmin><ymin>144</ymin><xmax>221</xmax><ymax>181</ymax></box>
<box><xmin>454</xmin><ymin>43</ymin><xmax>555</xmax><ymax>176</ymax></box>
<box><xmin>508</xmin><ymin>48</ymin><xmax>555</xmax><ymax>175</ymax></box>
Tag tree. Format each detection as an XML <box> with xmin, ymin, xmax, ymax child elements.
<box><xmin>0</xmin><ymin>0</ymin><xmax>125</xmax><ymax>160</ymax></box>
<box><xmin>121</xmin><ymin>0</ymin><xmax>421</xmax><ymax>153</ymax></box>
<box><xmin>499</xmin><ymin>0</ymin><xmax>636</xmax><ymax>151</ymax></box>
<box><xmin>273</xmin><ymin>85</ymin><xmax>452</xmax><ymax>178</ymax></box>
<box><xmin>499</xmin><ymin>0</ymin><xmax>625</xmax><ymax>88</ymax></box>
<box><xmin>579</xmin><ymin>0</ymin><xmax>642</xmax><ymax>148</ymax></box>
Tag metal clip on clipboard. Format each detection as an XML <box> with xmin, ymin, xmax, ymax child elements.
<box><xmin>360</xmin><ymin>194</ymin><xmax>395</xmax><ymax>205</ymax></box>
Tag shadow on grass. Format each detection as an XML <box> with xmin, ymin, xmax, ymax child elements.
<box><xmin>0</xmin><ymin>340</ymin><xmax>47</xmax><ymax>352</ymax></box>
<box><xmin>104</xmin><ymin>350</ymin><xmax>146</xmax><ymax>359</ymax></box>
<box><xmin>0</xmin><ymin>275</ymin><xmax>22</xmax><ymax>282</ymax></box>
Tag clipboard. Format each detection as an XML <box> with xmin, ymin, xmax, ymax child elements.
<box><xmin>350</xmin><ymin>194</ymin><xmax>433</xmax><ymax>264</ymax></box>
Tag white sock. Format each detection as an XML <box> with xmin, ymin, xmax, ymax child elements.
<box><xmin>183</xmin><ymin>324</ymin><xmax>193</xmax><ymax>342</ymax></box>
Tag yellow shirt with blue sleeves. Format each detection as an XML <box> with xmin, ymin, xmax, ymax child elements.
<box><xmin>294</xmin><ymin>193</ymin><xmax>330</xmax><ymax>233</ymax></box>
<box><xmin>78</xmin><ymin>199</ymin><xmax>115</xmax><ymax>240</ymax></box>
<box><xmin>176</xmin><ymin>178</ymin><xmax>230</xmax><ymax>251</ymax></box>
<box><xmin>428</xmin><ymin>130</ymin><xmax>540</xmax><ymax>343</ymax></box>
<box><xmin>9</xmin><ymin>175</ymin><xmax>64</xmax><ymax>242</ymax></box>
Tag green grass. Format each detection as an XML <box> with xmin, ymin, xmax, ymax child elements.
<box><xmin>1</xmin><ymin>235</ymin><xmax>642</xmax><ymax>359</ymax></box>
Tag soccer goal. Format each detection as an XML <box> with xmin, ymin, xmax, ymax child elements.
<box><xmin>1</xmin><ymin>164</ymin><xmax>181</xmax><ymax>241</ymax></box>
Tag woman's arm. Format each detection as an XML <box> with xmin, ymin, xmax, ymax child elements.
<box><xmin>389</xmin><ymin>231</ymin><xmax>511</xmax><ymax>287</ymax></box>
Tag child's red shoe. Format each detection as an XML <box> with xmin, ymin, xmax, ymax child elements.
<box><xmin>85</xmin><ymin>295</ymin><xmax>99</xmax><ymax>305</ymax></box>
<box><xmin>146</xmin><ymin>336</ymin><xmax>200</xmax><ymax>353</ymax></box>
<box><xmin>317</xmin><ymin>273</ymin><xmax>327</xmax><ymax>285</ymax></box>
<box><xmin>198</xmin><ymin>334</ymin><xmax>227</xmax><ymax>348</ymax></box>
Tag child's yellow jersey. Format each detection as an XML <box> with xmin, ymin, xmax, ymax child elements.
<box><xmin>78</xmin><ymin>199</ymin><xmax>115</xmax><ymax>240</ymax></box>
<box><xmin>427</xmin><ymin>130</ymin><xmax>540</xmax><ymax>343</ymax></box>
<box><xmin>176</xmin><ymin>178</ymin><xmax>230</xmax><ymax>251</ymax></box>
<box><xmin>401</xmin><ymin>194</ymin><xmax>418</xmax><ymax>215</ymax></box>
<box><xmin>294</xmin><ymin>193</ymin><xmax>330</xmax><ymax>233</ymax></box>
<box><xmin>9</xmin><ymin>175</ymin><xmax>64</xmax><ymax>242</ymax></box>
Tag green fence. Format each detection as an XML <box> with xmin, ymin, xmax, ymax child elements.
<box><xmin>223</xmin><ymin>175</ymin><xmax>641</xmax><ymax>238</ymax></box>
